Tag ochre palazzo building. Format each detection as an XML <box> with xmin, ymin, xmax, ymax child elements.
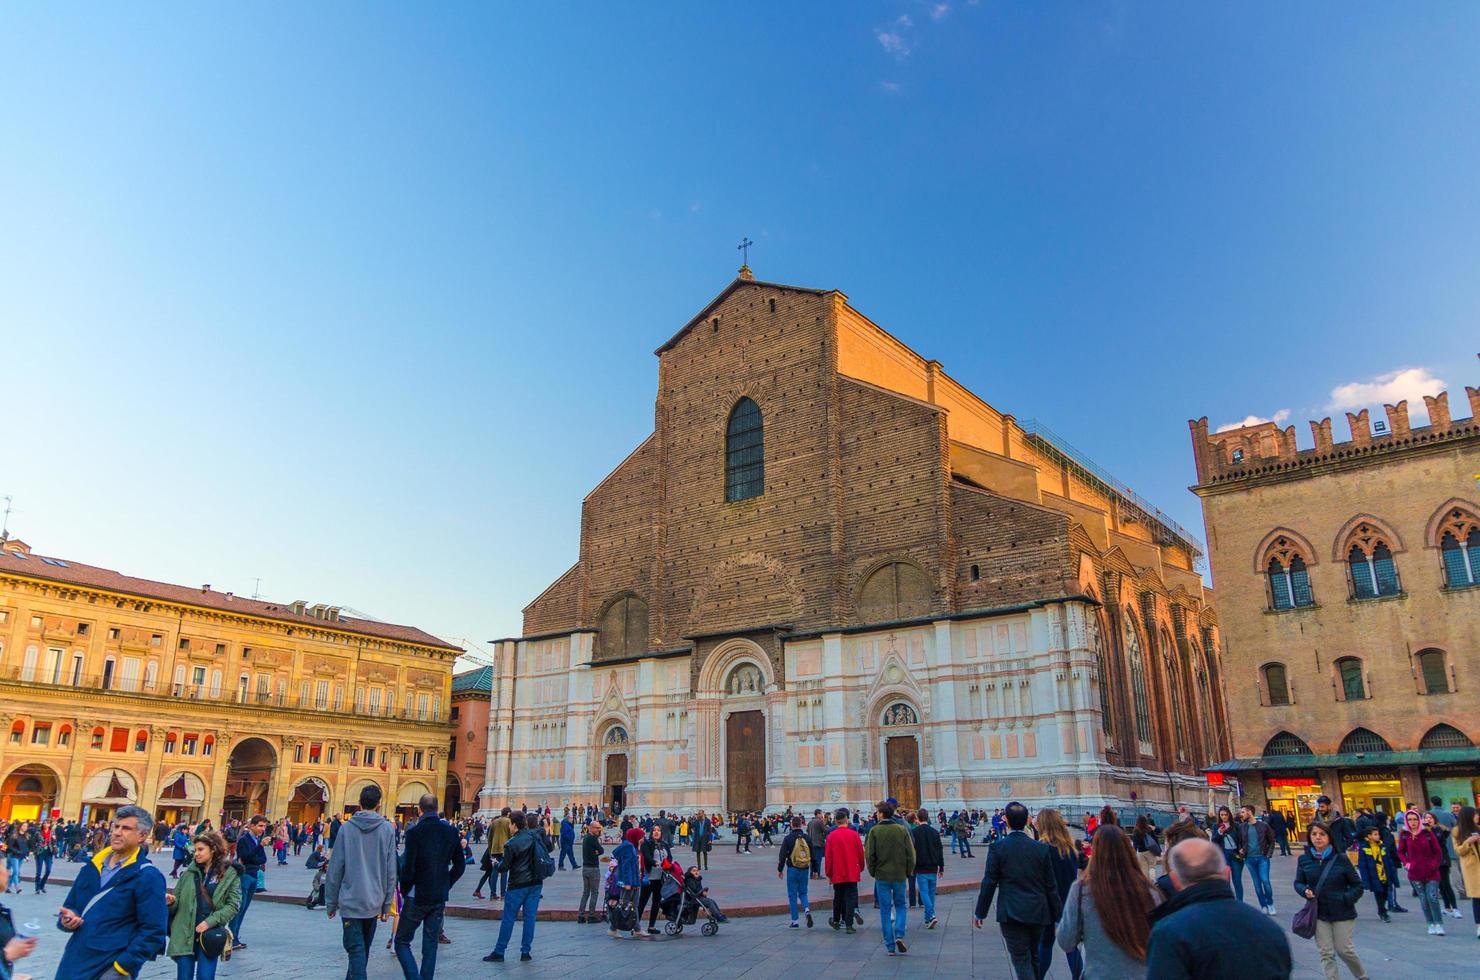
<box><xmin>0</xmin><ymin>538</ymin><xmax>459</xmax><ymax>825</ymax></box>
<box><xmin>1191</xmin><ymin>383</ymin><xmax>1480</xmax><ymax>831</ymax></box>
<box><xmin>480</xmin><ymin>269</ymin><xmax>1232</xmax><ymax>816</ymax></box>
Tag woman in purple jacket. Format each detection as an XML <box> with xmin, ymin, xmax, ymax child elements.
<box><xmin>1397</xmin><ymin>808</ymin><xmax>1445</xmax><ymax>934</ymax></box>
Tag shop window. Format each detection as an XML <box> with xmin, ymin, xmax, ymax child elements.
<box><xmin>1335</xmin><ymin>657</ymin><xmax>1366</xmax><ymax>701</ymax></box>
<box><xmin>1416</xmin><ymin>649</ymin><xmax>1449</xmax><ymax>694</ymax></box>
<box><xmin>1262</xmin><ymin>663</ymin><xmax>1291</xmax><ymax>706</ymax></box>
<box><xmin>1338</xmin><ymin>727</ymin><xmax>1393</xmax><ymax>754</ymax></box>
<box><xmin>1419</xmin><ymin>723</ymin><xmax>1473</xmax><ymax>749</ymax></box>
<box><xmin>1262</xmin><ymin>731</ymin><xmax>1314</xmax><ymax>757</ymax></box>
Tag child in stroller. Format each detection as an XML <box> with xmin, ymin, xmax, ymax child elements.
<box><xmin>658</xmin><ymin>864</ymin><xmax>723</xmax><ymax>936</ymax></box>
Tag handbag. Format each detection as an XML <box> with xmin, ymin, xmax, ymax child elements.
<box><xmin>194</xmin><ymin>872</ymin><xmax>234</xmax><ymax>961</ymax></box>
<box><xmin>1291</xmin><ymin>854</ymin><xmax>1338</xmax><ymax>940</ymax></box>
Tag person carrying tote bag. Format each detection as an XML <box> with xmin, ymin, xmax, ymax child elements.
<box><xmin>1292</xmin><ymin>821</ymin><xmax>1367</xmax><ymax>980</ymax></box>
<box><xmin>165</xmin><ymin>831</ymin><xmax>241</xmax><ymax>980</ymax></box>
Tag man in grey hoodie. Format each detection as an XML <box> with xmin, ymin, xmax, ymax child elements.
<box><xmin>327</xmin><ymin>784</ymin><xmax>399</xmax><ymax>980</ymax></box>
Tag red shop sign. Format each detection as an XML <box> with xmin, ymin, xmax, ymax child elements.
<box><xmin>1266</xmin><ymin>777</ymin><xmax>1320</xmax><ymax>789</ymax></box>
<box><xmin>1205</xmin><ymin>772</ymin><xmax>1226</xmax><ymax>786</ymax></box>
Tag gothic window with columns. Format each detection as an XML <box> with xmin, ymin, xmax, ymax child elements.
<box><xmin>1343</xmin><ymin>522</ymin><xmax>1400</xmax><ymax>599</ymax></box>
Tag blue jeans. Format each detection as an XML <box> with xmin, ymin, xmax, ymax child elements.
<box><xmin>230</xmin><ymin>871</ymin><xmax>258</xmax><ymax>942</ymax></box>
<box><xmin>785</xmin><ymin>865</ymin><xmax>810</xmax><ymax>921</ymax></box>
<box><xmin>1245</xmin><ymin>854</ymin><xmax>1273</xmax><ymax>908</ymax></box>
<box><xmin>916</xmin><ymin>872</ymin><xmax>937</xmax><ymax>922</ymax></box>
<box><xmin>340</xmin><ymin>917</ymin><xmax>378</xmax><ymax>980</ymax></box>
<box><xmin>493</xmin><ymin>883</ymin><xmax>542</xmax><ymax>956</ymax></box>
<box><xmin>1416</xmin><ymin>879</ymin><xmax>1443</xmax><ymax>925</ymax></box>
<box><xmin>1036</xmin><ymin>923</ymin><xmax>1083</xmax><ymax>980</ymax></box>
<box><xmin>958</xmin><ymin>835</ymin><xmax>974</xmax><ymax>857</ymax></box>
<box><xmin>174</xmin><ymin>948</ymin><xmax>218</xmax><ymax>980</ymax></box>
<box><xmin>1226</xmin><ymin>855</ymin><xmax>1244</xmax><ymax>902</ymax></box>
<box><xmin>394</xmin><ymin>901</ymin><xmax>444</xmax><ymax>980</ymax></box>
<box><xmin>33</xmin><ymin>853</ymin><xmax>52</xmax><ymax>891</ymax></box>
<box><xmin>4</xmin><ymin>856</ymin><xmax>20</xmax><ymax>888</ymax></box>
<box><xmin>875</xmin><ymin>879</ymin><xmax>907</xmax><ymax>951</ymax></box>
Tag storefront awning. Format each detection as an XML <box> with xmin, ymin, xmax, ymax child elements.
<box><xmin>1207</xmin><ymin>747</ymin><xmax>1480</xmax><ymax>773</ymax></box>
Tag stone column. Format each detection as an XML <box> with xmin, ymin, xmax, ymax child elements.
<box><xmin>206</xmin><ymin>731</ymin><xmax>234</xmax><ymax>821</ymax></box>
<box><xmin>332</xmin><ymin>739</ymin><xmax>354</xmax><ymax>813</ymax></box>
<box><xmin>386</xmin><ymin>743</ymin><xmax>405</xmax><ymax>812</ymax></box>
<box><xmin>269</xmin><ymin>737</ymin><xmax>299</xmax><ymax>816</ymax></box>
<box><xmin>61</xmin><ymin>716</ymin><xmax>101</xmax><ymax>819</ymax></box>
<box><xmin>138</xmin><ymin>725</ymin><xmax>171</xmax><ymax>812</ymax></box>
<box><xmin>819</xmin><ymin>634</ymin><xmax>847</xmax><ymax>799</ymax></box>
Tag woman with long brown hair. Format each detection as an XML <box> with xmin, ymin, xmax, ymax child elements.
<box><xmin>1057</xmin><ymin>824</ymin><xmax>1163</xmax><ymax>978</ymax></box>
<box><xmin>1036</xmin><ymin>809</ymin><xmax>1085</xmax><ymax>979</ymax></box>
<box><xmin>165</xmin><ymin>830</ymin><xmax>241</xmax><ymax>979</ymax></box>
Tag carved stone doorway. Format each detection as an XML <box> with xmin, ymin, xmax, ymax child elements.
<box><xmin>725</xmin><ymin>710</ymin><xmax>766</xmax><ymax>813</ymax></box>
<box><xmin>605</xmin><ymin>753</ymin><xmax>628</xmax><ymax>813</ymax></box>
<box><xmin>885</xmin><ymin>735</ymin><xmax>921</xmax><ymax>811</ymax></box>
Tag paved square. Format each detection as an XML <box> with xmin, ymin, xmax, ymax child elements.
<box><xmin>10</xmin><ymin>846</ymin><xmax>1475</xmax><ymax>977</ymax></box>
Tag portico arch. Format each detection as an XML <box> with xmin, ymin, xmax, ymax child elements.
<box><xmin>288</xmin><ymin>776</ymin><xmax>331</xmax><ymax>823</ymax></box>
<box><xmin>1</xmin><ymin>761</ymin><xmax>63</xmax><ymax>821</ymax></box>
<box><xmin>224</xmin><ymin>737</ymin><xmax>276</xmax><ymax>821</ymax></box>
<box><xmin>343</xmin><ymin>777</ymin><xmax>382</xmax><ymax>814</ymax></box>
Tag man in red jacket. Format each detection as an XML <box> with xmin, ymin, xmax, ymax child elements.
<box><xmin>824</xmin><ymin>806</ymin><xmax>865</xmax><ymax>933</ymax></box>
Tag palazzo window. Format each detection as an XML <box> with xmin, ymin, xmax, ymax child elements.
<box><xmin>1262</xmin><ymin>663</ymin><xmax>1291</xmax><ymax>706</ymax></box>
<box><xmin>1416</xmin><ymin>648</ymin><xmax>1450</xmax><ymax>695</ymax></box>
<box><xmin>724</xmin><ymin>397</ymin><xmax>764</xmax><ymax>502</ymax></box>
<box><xmin>1267</xmin><ymin>555</ymin><xmax>1313</xmax><ymax>609</ymax></box>
<box><xmin>1335</xmin><ymin>657</ymin><xmax>1366</xmax><ymax>701</ymax></box>
<box><xmin>1338</xmin><ymin>727</ymin><xmax>1392</xmax><ymax>754</ymax></box>
<box><xmin>1437</xmin><ymin>507</ymin><xmax>1480</xmax><ymax>588</ymax></box>
<box><xmin>1344</xmin><ymin>522</ymin><xmax>1400</xmax><ymax>599</ymax></box>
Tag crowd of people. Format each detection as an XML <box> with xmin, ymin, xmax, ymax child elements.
<box><xmin>0</xmin><ymin>790</ymin><xmax>1475</xmax><ymax>978</ymax></box>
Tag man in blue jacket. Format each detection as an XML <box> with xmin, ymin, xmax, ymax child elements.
<box><xmin>56</xmin><ymin>805</ymin><xmax>167</xmax><ymax>979</ymax></box>
<box><xmin>558</xmin><ymin>814</ymin><xmax>578</xmax><ymax>871</ymax></box>
<box><xmin>229</xmin><ymin>813</ymin><xmax>269</xmax><ymax>950</ymax></box>
<box><xmin>395</xmin><ymin>793</ymin><xmax>464</xmax><ymax>980</ymax></box>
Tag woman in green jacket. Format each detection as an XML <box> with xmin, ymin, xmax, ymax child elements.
<box><xmin>165</xmin><ymin>830</ymin><xmax>241</xmax><ymax>979</ymax></box>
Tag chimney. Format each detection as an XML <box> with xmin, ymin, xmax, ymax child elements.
<box><xmin>201</xmin><ymin>584</ymin><xmax>211</xmax><ymax>593</ymax></box>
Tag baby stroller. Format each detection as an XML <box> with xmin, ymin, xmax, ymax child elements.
<box><xmin>660</xmin><ymin>866</ymin><xmax>719</xmax><ymax>937</ymax></box>
<box><xmin>305</xmin><ymin>864</ymin><xmax>326</xmax><ymax>909</ymax></box>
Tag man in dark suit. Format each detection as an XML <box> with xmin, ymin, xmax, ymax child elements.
<box><xmin>396</xmin><ymin>793</ymin><xmax>465</xmax><ymax>979</ymax></box>
<box><xmin>972</xmin><ymin>801</ymin><xmax>1059</xmax><ymax>980</ymax></box>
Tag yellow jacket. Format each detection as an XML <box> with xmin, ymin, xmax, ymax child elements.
<box><xmin>1456</xmin><ymin>832</ymin><xmax>1480</xmax><ymax>895</ymax></box>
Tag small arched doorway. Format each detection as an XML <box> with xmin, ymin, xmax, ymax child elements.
<box><xmin>722</xmin><ymin>662</ymin><xmax>768</xmax><ymax>813</ymax></box>
<box><xmin>600</xmin><ymin>725</ymin><xmax>630</xmax><ymax>814</ymax></box>
<box><xmin>444</xmin><ymin>774</ymin><xmax>462</xmax><ymax>817</ymax></box>
<box><xmin>879</xmin><ymin>701</ymin><xmax>922</xmax><ymax>811</ymax></box>
<box><xmin>224</xmin><ymin>737</ymin><xmax>276</xmax><ymax>821</ymax></box>
<box><xmin>288</xmin><ymin>777</ymin><xmax>330</xmax><ymax>823</ymax></box>
<box><xmin>1</xmin><ymin>763</ymin><xmax>62</xmax><ymax>821</ymax></box>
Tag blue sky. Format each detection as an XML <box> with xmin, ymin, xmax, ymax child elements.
<box><xmin>3</xmin><ymin>3</ymin><xmax>1476</xmax><ymax>664</ymax></box>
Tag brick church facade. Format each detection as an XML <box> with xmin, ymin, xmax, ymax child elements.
<box><xmin>480</xmin><ymin>269</ymin><xmax>1231</xmax><ymax>816</ymax></box>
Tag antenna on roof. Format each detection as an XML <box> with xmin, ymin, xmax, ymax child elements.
<box><xmin>0</xmin><ymin>495</ymin><xmax>12</xmax><ymax>543</ymax></box>
<box><xmin>251</xmin><ymin>577</ymin><xmax>263</xmax><ymax>599</ymax></box>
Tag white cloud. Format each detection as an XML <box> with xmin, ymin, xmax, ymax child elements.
<box><xmin>929</xmin><ymin>2</ymin><xmax>950</xmax><ymax>20</ymax></box>
<box><xmin>879</xmin><ymin>80</ymin><xmax>902</xmax><ymax>93</ymax></box>
<box><xmin>1216</xmin><ymin>409</ymin><xmax>1291</xmax><ymax>433</ymax></box>
<box><xmin>876</xmin><ymin>30</ymin><xmax>912</xmax><ymax>58</ymax></box>
<box><xmin>1326</xmin><ymin>367</ymin><xmax>1446</xmax><ymax>417</ymax></box>
<box><xmin>896</xmin><ymin>14</ymin><xmax>913</xmax><ymax>26</ymax></box>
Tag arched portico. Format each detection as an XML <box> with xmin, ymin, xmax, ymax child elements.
<box><xmin>1</xmin><ymin>761</ymin><xmax>63</xmax><ymax>821</ymax></box>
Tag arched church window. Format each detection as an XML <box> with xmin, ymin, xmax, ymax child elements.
<box><xmin>597</xmin><ymin>595</ymin><xmax>649</xmax><ymax>659</ymax></box>
<box><xmin>1123</xmin><ymin>615</ymin><xmax>1153</xmax><ymax>747</ymax></box>
<box><xmin>857</xmin><ymin>561</ymin><xmax>932</xmax><ymax>622</ymax></box>
<box><xmin>1090</xmin><ymin>617</ymin><xmax>1114</xmax><ymax>739</ymax></box>
<box><xmin>725</xmin><ymin>663</ymin><xmax>763</xmax><ymax>696</ymax></box>
<box><xmin>725</xmin><ymin>397</ymin><xmax>764</xmax><ymax>502</ymax></box>
<box><xmin>881</xmin><ymin>702</ymin><xmax>919</xmax><ymax>727</ymax></box>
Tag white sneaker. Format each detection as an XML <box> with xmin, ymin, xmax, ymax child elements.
<box><xmin>1435</xmin><ymin>924</ymin><xmax>1446</xmax><ymax>936</ymax></box>
<box><xmin>1452</xmin><ymin>908</ymin><xmax>1464</xmax><ymax>919</ymax></box>
<box><xmin>1427</xmin><ymin>924</ymin><xmax>1437</xmax><ymax>935</ymax></box>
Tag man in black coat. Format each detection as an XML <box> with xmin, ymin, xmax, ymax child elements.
<box><xmin>1147</xmin><ymin>837</ymin><xmax>1292</xmax><ymax>979</ymax></box>
<box><xmin>395</xmin><ymin>793</ymin><xmax>465</xmax><ymax>979</ymax></box>
<box><xmin>972</xmin><ymin>802</ymin><xmax>1059</xmax><ymax>980</ymax></box>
